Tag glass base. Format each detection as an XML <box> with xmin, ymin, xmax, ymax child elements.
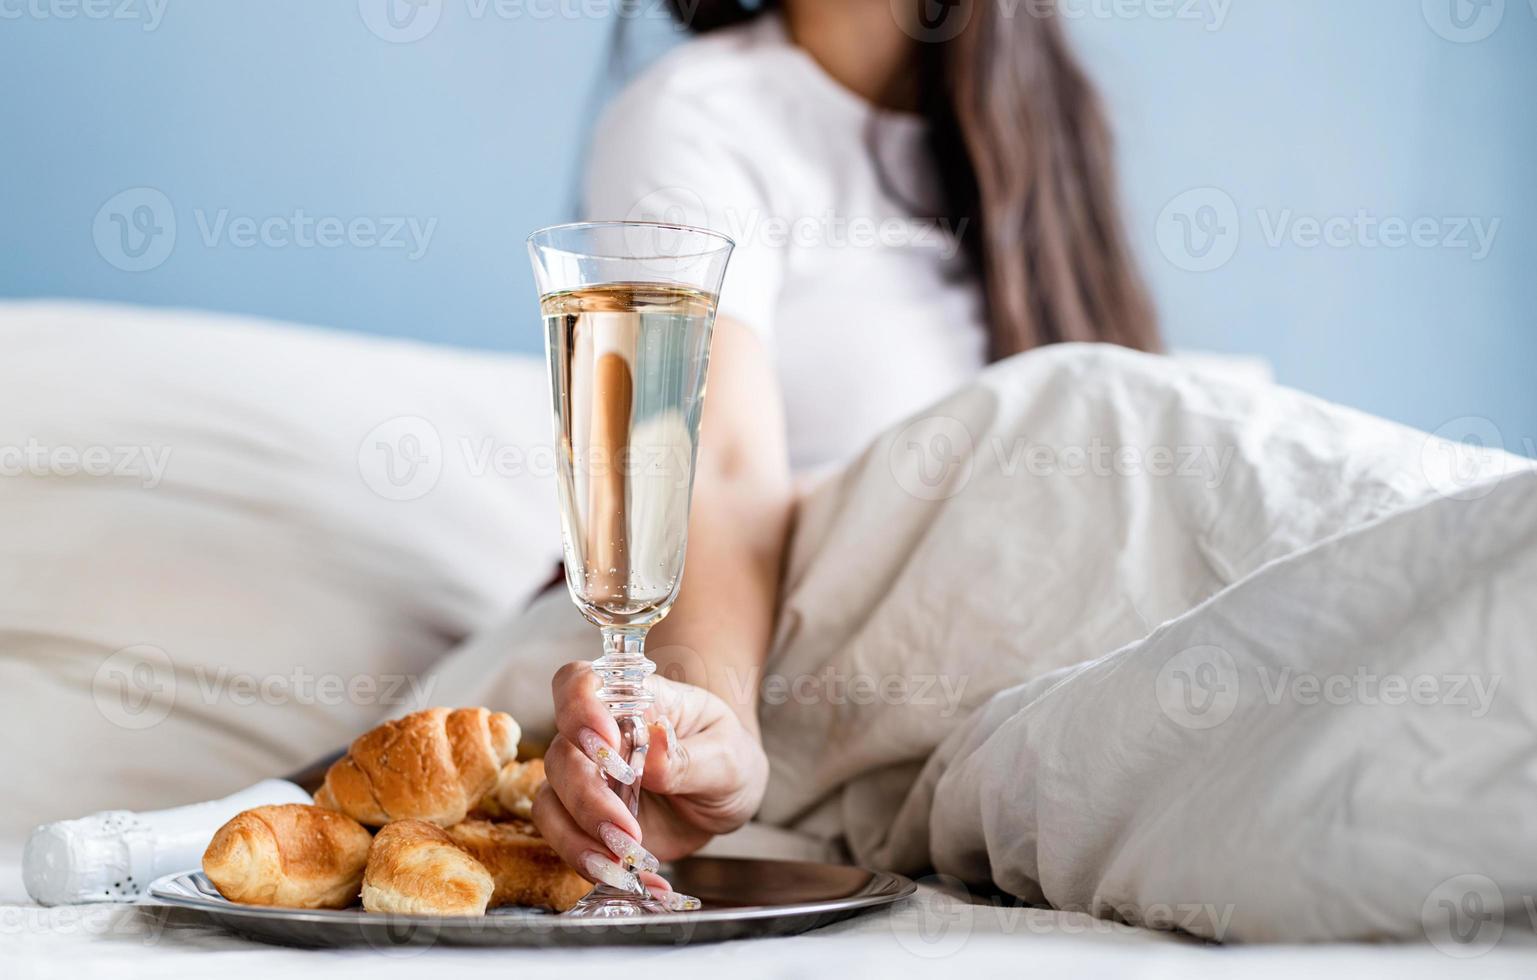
<box><xmin>565</xmin><ymin>883</ymin><xmax>671</xmax><ymax>918</ymax></box>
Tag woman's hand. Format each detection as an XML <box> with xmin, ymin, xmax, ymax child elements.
<box><xmin>531</xmin><ymin>320</ymin><xmax>786</xmax><ymax>909</ymax></box>
<box><xmin>532</xmin><ymin>660</ymin><xmax>769</xmax><ymax>906</ymax></box>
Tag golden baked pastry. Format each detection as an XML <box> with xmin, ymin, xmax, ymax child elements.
<box><xmin>446</xmin><ymin>818</ymin><xmax>588</xmax><ymax>912</ymax></box>
<box><xmin>468</xmin><ymin>758</ymin><xmax>545</xmax><ymax>821</ymax></box>
<box><xmin>202</xmin><ymin>804</ymin><xmax>371</xmax><ymax>910</ymax></box>
<box><xmin>312</xmin><ymin>782</ymin><xmax>340</xmax><ymax>811</ymax></box>
<box><xmin>316</xmin><ymin>707</ymin><xmax>521</xmax><ymax>828</ymax></box>
<box><xmin>361</xmin><ymin>819</ymin><xmax>494</xmax><ymax>916</ymax></box>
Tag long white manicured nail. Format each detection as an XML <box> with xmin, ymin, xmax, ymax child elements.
<box><xmin>581</xmin><ymin>851</ymin><xmax>640</xmax><ymax>892</ymax></box>
<box><xmin>578</xmin><ymin>728</ymin><xmax>636</xmax><ymax>785</ymax></box>
<box><xmin>659</xmin><ymin>716</ymin><xmax>685</xmax><ymax>771</ymax></box>
<box><xmin>655</xmin><ymin>889</ymin><xmax>702</xmax><ymax>912</ymax></box>
<box><xmin>598</xmin><ymin>821</ymin><xmax>659</xmax><ymax>874</ymax></box>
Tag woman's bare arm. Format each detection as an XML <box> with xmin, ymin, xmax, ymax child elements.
<box><xmin>646</xmin><ymin>315</ymin><xmax>792</xmax><ymax>734</ymax></box>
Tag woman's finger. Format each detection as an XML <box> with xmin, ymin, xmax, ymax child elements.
<box><xmin>531</xmin><ymin>783</ymin><xmax>640</xmax><ymax>894</ymax></box>
<box><xmin>552</xmin><ymin>661</ymin><xmax>638</xmax><ymax>784</ymax></box>
<box><xmin>640</xmin><ymin>715</ymin><xmax>691</xmax><ymax>796</ymax></box>
<box><xmin>552</xmin><ymin>661</ymin><xmax>621</xmax><ymax>748</ymax></box>
<box><xmin>642</xmin><ymin>709</ymin><xmax>747</xmax><ymax>800</ymax></box>
<box><xmin>543</xmin><ymin>735</ymin><xmax>647</xmax><ymax>844</ymax></box>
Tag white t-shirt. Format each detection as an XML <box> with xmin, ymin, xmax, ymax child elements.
<box><xmin>584</xmin><ymin>14</ymin><xmax>988</xmax><ymax>471</ymax></box>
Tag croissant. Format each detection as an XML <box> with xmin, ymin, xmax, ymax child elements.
<box><xmin>447</xmin><ymin>818</ymin><xmax>588</xmax><ymax>912</ymax></box>
<box><xmin>361</xmin><ymin>819</ymin><xmax>494</xmax><ymax>916</ymax></box>
<box><xmin>202</xmin><ymin>804</ymin><xmax>371</xmax><ymax>910</ymax></box>
<box><xmin>467</xmin><ymin>759</ymin><xmax>545</xmax><ymax>821</ymax></box>
<box><xmin>317</xmin><ymin>707</ymin><xmax>521</xmax><ymax>828</ymax></box>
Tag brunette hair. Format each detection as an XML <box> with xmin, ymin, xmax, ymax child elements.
<box><xmin>651</xmin><ymin>0</ymin><xmax>1161</xmax><ymax>359</ymax></box>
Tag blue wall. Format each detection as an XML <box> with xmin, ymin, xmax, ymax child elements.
<box><xmin>2</xmin><ymin>1</ymin><xmax>1533</xmax><ymax>449</ymax></box>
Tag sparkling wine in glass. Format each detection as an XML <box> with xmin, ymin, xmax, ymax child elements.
<box><xmin>527</xmin><ymin>221</ymin><xmax>732</xmax><ymax>917</ymax></box>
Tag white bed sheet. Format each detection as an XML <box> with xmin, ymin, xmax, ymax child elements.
<box><xmin>3</xmin><ymin>854</ymin><xmax>1531</xmax><ymax>979</ymax></box>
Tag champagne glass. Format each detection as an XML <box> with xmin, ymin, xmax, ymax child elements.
<box><xmin>527</xmin><ymin>221</ymin><xmax>733</xmax><ymax>917</ymax></box>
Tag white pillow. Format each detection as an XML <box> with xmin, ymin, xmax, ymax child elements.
<box><xmin>0</xmin><ymin>301</ymin><xmax>560</xmax><ymax>838</ymax></box>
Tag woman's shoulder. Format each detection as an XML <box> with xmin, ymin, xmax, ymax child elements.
<box><xmin>584</xmin><ymin>15</ymin><xmax>815</xmax><ymax>239</ymax></box>
<box><xmin>604</xmin><ymin>16</ymin><xmax>800</xmax><ymax>129</ymax></box>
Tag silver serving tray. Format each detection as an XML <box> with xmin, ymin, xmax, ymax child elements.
<box><xmin>149</xmin><ymin>856</ymin><xmax>915</xmax><ymax>947</ymax></box>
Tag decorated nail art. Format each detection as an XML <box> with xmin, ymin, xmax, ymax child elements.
<box><xmin>578</xmin><ymin>727</ymin><xmax>636</xmax><ymax>785</ymax></box>
<box><xmin>580</xmin><ymin>852</ymin><xmax>640</xmax><ymax>893</ymax></box>
<box><xmin>655</xmin><ymin>889</ymin><xmax>702</xmax><ymax>912</ymax></box>
<box><xmin>598</xmin><ymin>821</ymin><xmax>660</xmax><ymax>874</ymax></box>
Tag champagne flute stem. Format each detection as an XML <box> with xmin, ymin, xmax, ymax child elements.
<box><xmin>595</xmin><ymin>628</ymin><xmax>653</xmax><ymax>859</ymax></box>
<box><xmin>594</xmin><ymin>627</ymin><xmax>655</xmax><ymax>718</ymax></box>
<box><xmin>611</xmin><ymin>713</ymin><xmax>648</xmax><ymax>819</ymax></box>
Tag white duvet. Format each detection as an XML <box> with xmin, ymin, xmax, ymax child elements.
<box><xmin>9</xmin><ymin>302</ymin><xmax>1533</xmax><ymax>952</ymax></box>
<box><xmin>757</xmin><ymin>344</ymin><xmax>1537</xmax><ymax>945</ymax></box>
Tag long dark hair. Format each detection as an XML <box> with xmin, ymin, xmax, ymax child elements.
<box><xmin>655</xmin><ymin>0</ymin><xmax>1160</xmax><ymax>360</ymax></box>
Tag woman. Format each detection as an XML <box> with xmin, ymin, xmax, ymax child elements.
<box><xmin>532</xmin><ymin>0</ymin><xmax>1159</xmax><ymax>901</ymax></box>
